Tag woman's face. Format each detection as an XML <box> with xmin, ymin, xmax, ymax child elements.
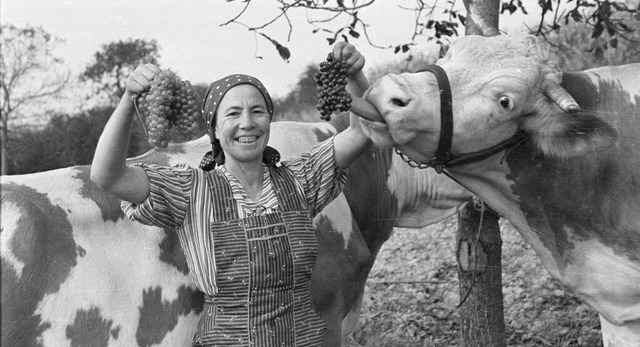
<box><xmin>214</xmin><ymin>84</ymin><xmax>271</xmax><ymax>165</ymax></box>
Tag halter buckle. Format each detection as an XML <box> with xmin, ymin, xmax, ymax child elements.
<box><xmin>428</xmin><ymin>152</ymin><xmax>451</xmax><ymax>174</ymax></box>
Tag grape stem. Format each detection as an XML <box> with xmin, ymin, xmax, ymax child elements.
<box><xmin>131</xmin><ymin>94</ymin><xmax>149</xmax><ymax>137</ymax></box>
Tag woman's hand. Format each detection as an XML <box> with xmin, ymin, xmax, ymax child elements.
<box><xmin>331</xmin><ymin>42</ymin><xmax>369</xmax><ymax>101</ymax></box>
<box><xmin>124</xmin><ymin>64</ymin><xmax>162</xmax><ymax>99</ymax></box>
<box><xmin>331</xmin><ymin>42</ymin><xmax>365</xmax><ymax>77</ymax></box>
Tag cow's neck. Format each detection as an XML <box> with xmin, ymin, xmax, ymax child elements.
<box><xmin>450</xmin><ymin>136</ymin><xmax>640</xmax><ymax>266</ymax></box>
<box><xmin>343</xmin><ymin>145</ymin><xmax>398</xmax><ymax>255</ymax></box>
<box><xmin>447</xmin><ymin>154</ymin><xmax>567</xmax><ymax>279</ymax></box>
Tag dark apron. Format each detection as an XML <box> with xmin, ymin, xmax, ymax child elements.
<box><xmin>192</xmin><ymin>167</ymin><xmax>326</xmax><ymax>346</ymax></box>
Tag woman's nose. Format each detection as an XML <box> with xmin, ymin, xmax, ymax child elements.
<box><xmin>238</xmin><ymin>111</ymin><xmax>255</xmax><ymax>128</ymax></box>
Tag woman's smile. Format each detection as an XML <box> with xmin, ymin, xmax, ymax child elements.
<box><xmin>236</xmin><ymin>135</ymin><xmax>259</xmax><ymax>144</ymax></box>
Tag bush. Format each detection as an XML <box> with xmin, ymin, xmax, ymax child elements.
<box><xmin>5</xmin><ymin>107</ymin><xmax>151</xmax><ymax>174</ymax></box>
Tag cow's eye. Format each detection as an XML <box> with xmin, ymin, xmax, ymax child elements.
<box><xmin>391</xmin><ymin>98</ymin><xmax>409</xmax><ymax>107</ymax></box>
<box><xmin>499</xmin><ymin>96</ymin><xmax>512</xmax><ymax>110</ymax></box>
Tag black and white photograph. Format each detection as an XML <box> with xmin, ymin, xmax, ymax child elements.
<box><xmin>2</xmin><ymin>1</ymin><xmax>639</xmax><ymax>346</ymax></box>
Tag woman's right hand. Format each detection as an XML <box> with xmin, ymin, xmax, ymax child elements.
<box><xmin>124</xmin><ymin>64</ymin><xmax>162</xmax><ymax>98</ymax></box>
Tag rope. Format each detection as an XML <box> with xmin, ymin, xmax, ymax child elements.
<box><xmin>456</xmin><ymin>199</ymin><xmax>486</xmax><ymax>309</ymax></box>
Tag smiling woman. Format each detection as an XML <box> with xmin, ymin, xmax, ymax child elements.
<box><xmin>89</xmin><ymin>41</ymin><xmax>374</xmax><ymax>346</ymax></box>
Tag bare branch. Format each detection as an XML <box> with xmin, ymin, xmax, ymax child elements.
<box><xmin>216</xmin><ymin>0</ymin><xmax>638</xmax><ymax>60</ymax></box>
<box><xmin>220</xmin><ymin>0</ymin><xmax>253</xmax><ymax>26</ymax></box>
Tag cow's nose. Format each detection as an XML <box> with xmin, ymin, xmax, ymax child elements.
<box><xmin>390</xmin><ymin>97</ymin><xmax>410</xmax><ymax>107</ymax></box>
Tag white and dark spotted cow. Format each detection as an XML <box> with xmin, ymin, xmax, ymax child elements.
<box><xmin>358</xmin><ymin>34</ymin><xmax>640</xmax><ymax>346</ymax></box>
<box><xmin>1</xmin><ymin>118</ymin><xmax>471</xmax><ymax>346</ymax></box>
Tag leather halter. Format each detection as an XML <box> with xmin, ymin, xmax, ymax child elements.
<box><xmin>395</xmin><ymin>65</ymin><xmax>528</xmax><ymax>174</ymax></box>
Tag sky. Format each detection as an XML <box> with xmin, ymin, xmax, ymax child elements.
<box><xmin>2</xmin><ymin>0</ymin><xmax>539</xmax><ymax>99</ymax></box>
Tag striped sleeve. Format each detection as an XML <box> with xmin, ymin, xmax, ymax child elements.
<box><xmin>283</xmin><ymin>135</ymin><xmax>349</xmax><ymax>217</ymax></box>
<box><xmin>121</xmin><ymin>163</ymin><xmax>193</xmax><ymax>229</ymax></box>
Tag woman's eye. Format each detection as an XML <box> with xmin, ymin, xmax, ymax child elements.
<box><xmin>499</xmin><ymin>96</ymin><xmax>511</xmax><ymax>110</ymax></box>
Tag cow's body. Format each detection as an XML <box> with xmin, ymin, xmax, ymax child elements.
<box><xmin>361</xmin><ymin>34</ymin><xmax>640</xmax><ymax>346</ymax></box>
<box><xmin>1</xmin><ymin>119</ymin><xmax>471</xmax><ymax>346</ymax></box>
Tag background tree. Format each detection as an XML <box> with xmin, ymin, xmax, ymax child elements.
<box><xmin>82</xmin><ymin>38</ymin><xmax>160</xmax><ymax>105</ymax></box>
<box><xmin>6</xmin><ymin>108</ymin><xmax>113</xmax><ymax>174</ymax></box>
<box><xmin>550</xmin><ymin>19</ymin><xmax>640</xmax><ymax>70</ymax></box>
<box><xmin>273</xmin><ymin>64</ymin><xmax>321</xmax><ymax>122</ymax></box>
<box><xmin>0</xmin><ymin>24</ymin><xmax>71</xmax><ymax>175</ymax></box>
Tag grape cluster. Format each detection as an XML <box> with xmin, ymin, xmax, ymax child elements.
<box><xmin>134</xmin><ymin>70</ymin><xmax>200</xmax><ymax>148</ymax></box>
<box><xmin>314</xmin><ymin>53</ymin><xmax>352</xmax><ymax>121</ymax></box>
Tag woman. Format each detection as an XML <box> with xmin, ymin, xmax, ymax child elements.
<box><xmin>90</xmin><ymin>42</ymin><xmax>371</xmax><ymax>346</ymax></box>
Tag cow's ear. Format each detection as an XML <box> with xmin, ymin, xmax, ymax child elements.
<box><xmin>525</xmin><ymin>108</ymin><xmax>617</xmax><ymax>159</ymax></box>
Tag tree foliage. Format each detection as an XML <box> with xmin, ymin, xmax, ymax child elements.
<box><xmin>221</xmin><ymin>0</ymin><xmax>638</xmax><ymax>60</ymax></box>
<box><xmin>550</xmin><ymin>19</ymin><xmax>640</xmax><ymax>70</ymax></box>
<box><xmin>83</xmin><ymin>38</ymin><xmax>160</xmax><ymax>105</ymax></box>
<box><xmin>0</xmin><ymin>24</ymin><xmax>70</xmax><ymax>174</ymax></box>
<box><xmin>4</xmin><ymin>106</ymin><xmax>150</xmax><ymax>175</ymax></box>
<box><xmin>273</xmin><ymin>64</ymin><xmax>321</xmax><ymax>122</ymax></box>
<box><xmin>502</xmin><ymin>0</ymin><xmax>639</xmax><ymax>59</ymax></box>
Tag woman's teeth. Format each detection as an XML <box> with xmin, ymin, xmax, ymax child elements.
<box><xmin>237</xmin><ymin>136</ymin><xmax>258</xmax><ymax>143</ymax></box>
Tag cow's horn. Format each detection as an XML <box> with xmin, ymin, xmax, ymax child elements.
<box><xmin>350</xmin><ymin>97</ymin><xmax>384</xmax><ymax>122</ymax></box>
<box><xmin>545</xmin><ymin>83</ymin><xmax>580</xmax><ymax>113</ymax></box>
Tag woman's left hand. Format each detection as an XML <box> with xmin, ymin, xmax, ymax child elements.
<box><xmin>330</xmin><ymin>42</ymin><xmax>369</xmax><ymax>100</ymax></box>
<box><xmin>332</xmin><ymin>42</ymin><xmax>365</xmax><ymax>77</ymax></box>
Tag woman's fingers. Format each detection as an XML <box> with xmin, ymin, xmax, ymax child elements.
<box><xmin>332</xmin><ymin>43</ymin><xmax>364</xmax><ymax>76</ymax></box>
<box><xmin>126</xmin><ymin>64</ymin><xmax>161</xmax><ymax>94</ymax></box>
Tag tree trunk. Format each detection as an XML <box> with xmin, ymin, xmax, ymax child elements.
<box><xmin>456</xmin><ymin>203</ymin><xmax>505</xmax><ymax>347</ymax></box>
<box><xmin>1</xmin><ymin>116</ymin><xmax>8</xmax><ymax>175</ymax></box>
<box><xmin>463</xmin><ymin>0</ymin><xmax>501</xmax><ymax>36</ymax></box>
<box><xmin>456</xmin><ymin>1</ymin><xmax>505</xmax><ymax>345</ymax></box>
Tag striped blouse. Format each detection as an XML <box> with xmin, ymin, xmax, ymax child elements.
<box><xmin>121</xmin><ymin>136</ymin><xmax>348</xmax><ymax>295</ymax></box>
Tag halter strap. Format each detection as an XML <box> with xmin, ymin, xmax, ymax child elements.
<box><xmin>418</xmin><ymin>65</ymin><xmax>453</xmax><ymax>174</ymax></box>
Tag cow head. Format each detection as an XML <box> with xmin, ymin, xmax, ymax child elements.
<box><xmin>360</xmin><ymin>35</ymin><xmax>617</xmax><ymax>165</ymax></box>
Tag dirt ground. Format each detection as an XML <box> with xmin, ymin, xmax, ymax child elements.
<box><xmin>348</xmin><ymin>215</ymin><xmax>603</xmax><ymax>347</ymax></box>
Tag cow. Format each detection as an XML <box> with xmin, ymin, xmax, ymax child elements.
<box><xmin>1</xmin><ymin>117</ymin><xmax>472</xmax><ymax>346</ymax></box>
<box><xmin>355</xmin><ymin>34</ymin><xmax>640</xmax><ymax>346</ymax></box>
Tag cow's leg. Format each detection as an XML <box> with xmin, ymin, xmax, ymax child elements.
<box><xmin>341</xmin><ymin>289</ymin><xmax>364</xmax><ymax>345</ymax></box>
<box><xmin>599</xmin><ymin>314</ymin><xmax>640</xmax><ymax>347</ymax></box>
<box><xmin>319</xmin><ymin>304</ymin><xmax>343</xmax><ymax>347</ymax></box>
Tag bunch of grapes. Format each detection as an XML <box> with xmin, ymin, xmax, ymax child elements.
<box><xmin>134</xmin><ymin>70</ymin><xmax>200</xmax><ymax>148</ymax></box>
<box><xmin>171</xmin><ymin>80</ymin><xmax>200</xmax><ymax>141</ymax></box>
<box><xmin>314</xmin><ymin>53</ymin><xmax>352</xmax><ymax>121</ymax></box>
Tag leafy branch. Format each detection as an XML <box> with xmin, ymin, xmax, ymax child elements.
<box><xmin>220</xmin><ymin>0</ymin><xmax>638</xmax><ymax>60</ymax></box>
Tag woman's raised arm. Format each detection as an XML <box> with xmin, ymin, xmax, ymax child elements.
<box><xmin>330</xmin><ymin>43</ymin><xmax>373</xmax><ymax>168</ymax></box>
<box><xmin>90</xmin><ymin>64</ymin><xmax>161</xmax><ymax>204</ymax></box>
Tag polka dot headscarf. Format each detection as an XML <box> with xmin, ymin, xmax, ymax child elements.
<box><xmin>199</xmin><ymin>74</ymin><xmax>280</xmax><ymax>171</ymax></box>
